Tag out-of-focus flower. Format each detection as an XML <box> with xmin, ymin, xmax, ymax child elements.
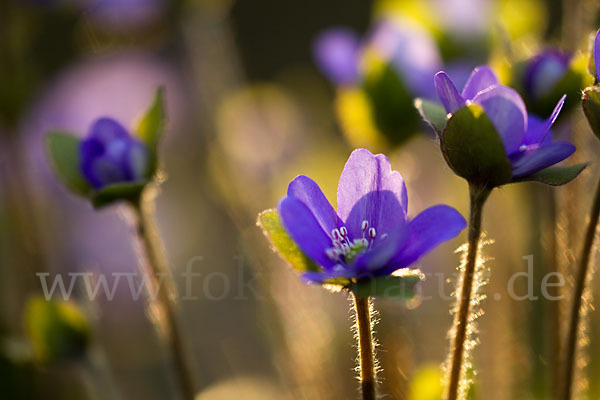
<box><xmin>313</xmin><ymin>28</ymin><xmax>361</xmax><ymax>86</ymax></box>
<box><xmin>83</xmin><ymin>0</ymin><xmax>166</xmax><ymax>31</ymax></box>
<box><xmin>80</xmin><ymin>118</ymin><xmax>150</xmax><ymax>190</ymax></box>
<box><xmin>512</xmin><ymin>49</ymin><xmax>588</xmax><ymax>117</ymax></box>
<box><xmin>315</xmin><ymin>17</ymin><xmax>441</xmax><ymax>99</ymax></box>
<box><xmin>313</xmin><ymin>17</ymin><xmax>442</xmax><ymax>147</ymax></box>
<box><xmin>266</xmin><ymin>149</ymin><xmax>466</xmax><ymax>284</ymax></box>
<box><xmin>417</xmin><ymin>66</ymin><xmax>586</xmax><ymax>187</ymax></box>
<box><xmin>523</xmin><ymin>50</ymin><xmax>571</xmax><ymax>100</ymax></box>
<box><xmin>25</xmin><ymin>296</ymin><xmax>91</xmax><ymax>363</ymax></box>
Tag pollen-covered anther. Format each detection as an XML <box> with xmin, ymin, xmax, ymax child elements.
<box><xmin>361</xmin><ymin>220</ymin><xmax>369</xmax><ymax>231</ymax></box>
<box><xmin>369</xmin><ymin>227</ymin><xmax>376</xmax><ymax>239</ymax></box>
<box><xmin>340</xmin><ymin>226</ymin><xmax>348</xmax><ymax>237</ymax></box>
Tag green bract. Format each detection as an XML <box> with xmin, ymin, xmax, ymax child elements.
<box><xmin>583</xmin><ymin>86</ymin><xmax>600</xmax><ymax>140</ymax></box>
<box><xmin>414</xmin><ymin>98</ymin><xmax>447</xmax><ymax>136</ymax></box>
<box><xmin>440</xmin><ymin>104</ymin><xmax>513</xmax><ymax>188</ymax></box>
<box><xmin>46</xmin><ymin>88</ymin><xmax>165</xmax><ymax>209</ymax></box>
<box><xmin>257</xmin><ymin>209</ymin><xmax>320</xmax><ymax>274</ymax></box>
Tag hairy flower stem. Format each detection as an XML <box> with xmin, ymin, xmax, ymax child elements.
<box><xmin>562</xmin><ymin>175</ymin><xmax>600</xmax><ymax>400</ymax></box>
<box><xmin>353</xmin><ymin>293</ymin><xmax>376</xmax><ymax>400</ymax></box>
<box><xmin>132</xmin><ymin>192</ymin><xmax>196</xmax><ymax>400</ymax></box>
<box><xmin>445</xmin><ymin>184</ymin><xmax>490</xmax><ymax>400</ymax></box>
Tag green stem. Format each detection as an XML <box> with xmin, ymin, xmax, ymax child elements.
<box><xmin>445</xmin><ymin>184</ymin><xmax>490</xmax><ymax>400</ymax></box>
<box><xmin>561</xmin><ymin>175</ymin><xmax>600</xmax><ymax>400</ymax></box>
<box><xmin>353</xmin><ymin>293</ymin><xmax>376</xmax><ymax>400</ymax></box>
<box><xmin>132</xmin><ymin>192</ymin><xmax>197</xmax><ymax>400</ymax></box>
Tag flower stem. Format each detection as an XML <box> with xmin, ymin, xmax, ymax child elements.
<box><xmin>132</xmin><ymin>191</ymin><xmax>197</xmax><ymax>400</ymax></box>
<box><xmin>445</xmin><ymin>183</ymin><xmax>490</xmax><ymax>400</ymax></box>
<box><xmin>352</xmin><ymin>293</ymin><xmax>376</xmax><ymax>400</ymax></box>
<box><xmin>561</xmin><ymin>175</ymin><xmax>600</xmax><ymax>400</ymax></box>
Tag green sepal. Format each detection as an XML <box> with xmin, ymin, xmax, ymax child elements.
<box><xmin>348</xmin><ymin>274</ymin><xmax>422</xmax><ymax>300</ymax></box>
<box><xmin>583</xmin><ymin>86</ymin><xmax>600</xmax><ymax>140</ymax></box>
<box><xmin>24</xmin><ymin>296</ymin><xmax>90</xmax><ymax>363</ymax></box>
<box><xmin>363</xmin><ymin>63</ymin><xmax>420</xmax><ymax>147</ymax></box>
<box><xmin>257</xmin><ymin>209</ymin><xmax>320</xmax><ymax>272</ymax></box>
<box><xmin>135</xmin><ymin>87</ymin><xmax>166</xmax><ymax>175</ymax></box>
<box><xmin>441</xmin><ymin>104</ymin><xmax>512</xmax><ymax>188</ymax></box>
<box><xmin>45</xmin><ymin>133</ymin><xmax>91</xmax><ymax>197</ymax></box>
<box><xmin>414</xmin><ymin>98</ymin><xmax>448</xmax><ymax>136</ymax></box>
<box><xmin>512</xmin><ymin>163</ymin><xmax>588</xmax><ymax>186</ymax></box>
<box><xmin>91</xmin><ymin>182</ymin><xmax>146</xmax><ymax>209</ymax></box>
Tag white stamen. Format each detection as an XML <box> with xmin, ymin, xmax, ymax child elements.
<box><xmin>361</xmin><ymin>220</ymin><xmax>369</xmax><ymax>231</ymax></box>
<box><xmin>340</xmin><ymin>226</ymin><xmax>348</xmax><ymax>237</ymax></box>
<box><xmin>332</xmin><ymin>228</ymin><xmax>341</xmax><ymax>240</ymax></box>
<box><xmin>369</xmin><ymin>227</ymin><xmax>376</xmax><ymax>238</ymax></box>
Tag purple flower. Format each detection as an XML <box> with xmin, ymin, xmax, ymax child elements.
<box><xmin>594</xmin><ymin>28</ymin><xmax>600</xmax><ymax>80</ymax></box>
<box><xmin>80</xmin><ymin>118</ymin><xmax>149</xmax><ymax>190</ymax></box>
<box><xmin>313</xmin><ymin>28</ymin><xmax>361</xmax><ymax>86</ymax></box>
<box><xmin>434</xmin><ymin>66</ymin><xmax>575</xmax><ymax>178</ymax></box>
<box><xmin>313</xmin><ymin>18</ymin><xmax>441</xmax><ymax>98</ymax></box>
<box><xmin>523</xmin><ymin>50</ymin><xmax>571</xmax><ymax>100</ymax></box>
<box><xmin>277</xmin><ymin>149</ymin><xmax>466</xmax><ymax>283</ymax></box>
<box><xmin>366</xmin><ymin>18</ymin><xmax>442</xmax><ymax>99</ymax></box>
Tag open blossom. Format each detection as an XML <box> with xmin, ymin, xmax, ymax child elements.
<box><xmin>80</xmin><ymin>117</ymin><xmax>150</xmax><ymax>190</ymax></box>
<box><xmin>434</xmin><ymin>66</ymin><xmax>575</xmax><ymax>178</ymax></box>
<box><xmin>277</xmin><ymin>149</ymin><xmax>466</xmax><ymax>283</ymax></box>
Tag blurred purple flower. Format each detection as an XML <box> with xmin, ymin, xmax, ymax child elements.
<box><xmin>313</xmin><ymin>18</ymin><xmax>442</xmax><ymax>98</ymax></box>
<box><xmin>367</xmin><ymin>18</ymin><xmax>441</xmax><ymax>99</ymax></box>
<box><xmin>278</xmin><ymin>149</ymin><xmax>466</xmax><ymax>283</ymax></box>
<box><xmin>83</xmin><ymin>0</ymin><xmax>165</xmax><ymax>31</ymax></box>
<box><xmin>432</xmin><ymin>0</ymin><xmax>491</xmax><ymax>38</ymax></box>
<box><xmin>524</xmin><ymin>50</ymin><xmax>571</xmax><ymax>99</ymax></box>
<box><xmin>435</xmin><ymin>66</ymin><xmax>574</xmax><ymax>178</ymax></box>
<box><xmin>313</xmin><ymin>28</ymin><xmax>361</xmax><ymax>86</ymax></box>
<box><xmin>80</xmin><ymin>118</ymin><xmax>149</xmax><ymax>189</ymax></box>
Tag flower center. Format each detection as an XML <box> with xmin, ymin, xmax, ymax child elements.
<box><xmin>325</xmin><ymin>220</ymin><xmax>385</xmax><ymax>264</ymax></box>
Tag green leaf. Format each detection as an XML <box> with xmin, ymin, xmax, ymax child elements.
<box><xmin>91</xmin><ymin>182</ymin><xmax>146</xmax><ymax>209</ymax></box>
<box><xmin>441</xmin><ymin>104</ymin><xmax>512</xmax><ymax>188</ymax></box>
<box><xmin>583</xmin><ymin>86</ymin><xmax>600</xmax><ymax>141</ymax></box>
<box><xmin>348</xmin><ymin>274</ymin><xmax>422</xmax><ymax>300</ymax></box>
<box><xmin>513</xmin><ymin>163</ymin><xmax>588</xmax><ymax>186</ymax></box>
<box><xmin>257</xmin><ymin>209</ymin><xmax>319</xmax><ymax>272</ymax></box>
<box><xmin>45</xmin><ymin>133</ymin><xmax>91</xmax><ymax>196</ymax></box>
<box><xmin>414</xmin><ymin>98</ymin><xmax>447</xmax><ymax>135</ymax></box>
<box><xmin>136</xmin><ymin>87</ymin><xmax>166</xmax><ymax>173</ymax></box>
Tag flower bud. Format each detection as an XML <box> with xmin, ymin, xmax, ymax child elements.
<box><xmin>80</xmin><ymin>118</ymin><xmax>150</xmax><ymax>190</ymax></box>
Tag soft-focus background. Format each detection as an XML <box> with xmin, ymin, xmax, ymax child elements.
<box><xmin>2</xmin><ymin>0</ymin><xmax>600</xmax><ymax>399</ymax></box>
